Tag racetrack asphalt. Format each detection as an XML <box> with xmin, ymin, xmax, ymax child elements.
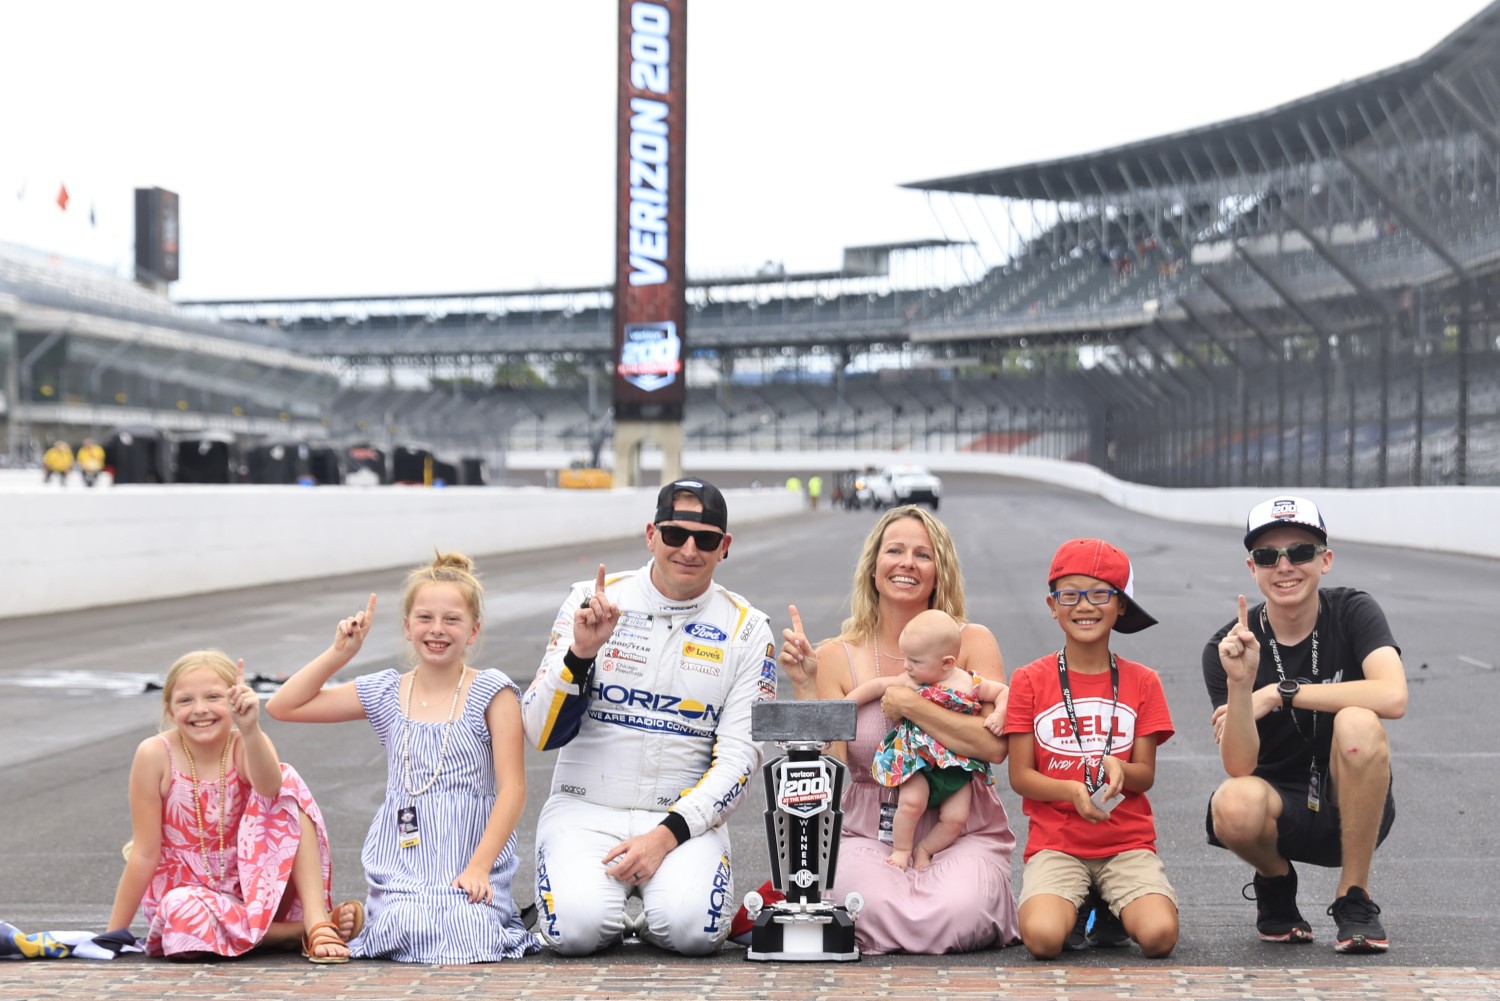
<box><xmin>2</xmin><ymin>474</ymin><xmax>1497</xmax><ymax>998</ymax></box>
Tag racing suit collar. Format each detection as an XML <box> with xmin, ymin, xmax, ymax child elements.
<box><xmin>640</xmin><ymin>559</ymin><xmax>716</xmax><ymax>616</ymax></box>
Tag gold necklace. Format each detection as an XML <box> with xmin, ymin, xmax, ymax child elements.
<box><xmin>401</xmin><ymin>667</ymin><xmax>468</xmax><ymax>799</ymax></box>
<box><xmin>179</xmin><ymin>732</ymin><xmax>230</xmax><ymax>881</ymax></box>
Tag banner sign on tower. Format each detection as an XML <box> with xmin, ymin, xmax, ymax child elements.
<box><xmin>613</xmin><ymin>0</ymin><xmax>687</xmax><ymax>421</ymax></box>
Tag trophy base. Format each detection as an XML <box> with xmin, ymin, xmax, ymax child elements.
<box><xmin>744</xmin><ymin>905</ymin><xmax>859</xmax><ymax>962</ymax></box>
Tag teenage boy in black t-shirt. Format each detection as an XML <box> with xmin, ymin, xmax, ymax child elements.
<box><xmin>1203</xmin><ymin>496</ymin><xmax>1407</xmax><ymax>954</ymax></box>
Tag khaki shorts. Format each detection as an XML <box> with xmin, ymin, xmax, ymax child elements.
<box><xmin>1018</xmin><ymin>848</ymin><xmax>1179</xmax><ymax>916</ymax></box>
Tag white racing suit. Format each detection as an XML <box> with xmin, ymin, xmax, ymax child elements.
<box><xmin>521</xmin><ymin>561</ymin><xmax>776</xmax><ymax>955</ymax></box>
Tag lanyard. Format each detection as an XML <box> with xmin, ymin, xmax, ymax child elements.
<box><xmin>1261</xmin><ymin>605</ymin><xmax>1319</xmax><ymax>746</ymax></box>
<box><xmin>1055</xmin><ymin>650</ymin><xmax>1119</xmax><ymax>793</ymax></box>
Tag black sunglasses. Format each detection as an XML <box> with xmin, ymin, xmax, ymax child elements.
<box><xmin>656</xmin><ymin>524</ymin><xmax>725</xmax><ymax>550</ymax></box>
<box><xmin>1250</xmin><ymin>542</ymin><xmax>1325</xmax><ymax>567</ymax></box>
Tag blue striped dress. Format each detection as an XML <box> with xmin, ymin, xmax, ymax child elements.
<box><xmin>351</xmin><ymin>668</ymin><xmax>541</xmax><ymax>964</ymax></box>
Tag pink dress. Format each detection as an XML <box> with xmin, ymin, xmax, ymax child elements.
<box><xmin>835</xmin><ymin>648</ymin><xmax>1020</xmax><ymax>955</ymax></box>
<box><xmin>142</xmin><ymin>734</ymin><xmax>333</xmax><ymax>957</ymax></box>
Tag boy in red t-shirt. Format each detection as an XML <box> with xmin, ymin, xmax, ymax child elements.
<box><xmin>1001</xmin><ymin>538</ymin><xmax>1178</xmax><ymax>959</ymax></box>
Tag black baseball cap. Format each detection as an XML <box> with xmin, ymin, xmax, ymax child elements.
<box><xmin>655</xmin><ymin>477</ymin><xmax>728</xmax><ymax>530</ymax></box>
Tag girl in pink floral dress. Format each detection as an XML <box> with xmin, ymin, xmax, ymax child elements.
<box><xmin>107</xmin><ymin>650</ymin><xmax>361</xmax><ymax>961</ymax></box>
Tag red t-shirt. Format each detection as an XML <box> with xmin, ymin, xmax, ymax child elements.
<box><xmin>1003</xmin><ymin>652</ymin><xmax>1175</xmax><ymax>861</ymax></box>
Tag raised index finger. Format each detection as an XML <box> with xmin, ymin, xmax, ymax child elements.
<box><xmin>788</xmin><ymin>604</ymin><xmax>805</xmax><ymax>638</ymax></box>
<box><xmin>594</xmin><ymin>563</ymin><xmax>608</xmax><ymax>595</ymax></box>
<box><xmin>1235</xmin><ymin>594</ymin><xmax>1248</xmax><ymax>630</ymax></box>
<box><xmin>365</xmin><ymin>592</ymin><xmax>378</xmax><ymax>621</ymax></box>
<box><xmin>235</xmin><ymin>658</ymin><xmax>246</xmax><ymax>687</ymax></box>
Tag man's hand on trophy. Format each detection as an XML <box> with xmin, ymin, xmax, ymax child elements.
<box><xmin>779</xmin><ymin>604</ymin><xmax>818</xmax><ymax>698</ymax></box>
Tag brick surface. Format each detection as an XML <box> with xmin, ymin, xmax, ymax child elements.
<box><xmin>4</xmin><ymin>959</ymin><xmax>1500</xmax><ymax>1001</ymax></box>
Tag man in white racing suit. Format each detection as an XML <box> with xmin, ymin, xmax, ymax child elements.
<box><xmin>522</xmin><ymin>477</ymin><xmax>777</xmax><ymax>956</ymax></box>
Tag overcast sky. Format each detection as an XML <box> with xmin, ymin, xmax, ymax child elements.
<box><xmin>1</xmin><ymin>0</ymin><xmax>1491</xmax><ymax>301</ymax></box>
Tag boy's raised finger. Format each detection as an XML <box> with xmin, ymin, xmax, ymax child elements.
<box><xmin>788</xmin><ymin>604</ymin><xmax>804</xmax><ymax>638</ymax></box>
<box><xmin>1235</xmin><ymin>594</ymin><xmax>1248</xmax><ymax>630</ymax></box>
<box><xmin>595</xmin><ymin>563</ymin><xmax>608</xmax><ymax>595</ymax></box>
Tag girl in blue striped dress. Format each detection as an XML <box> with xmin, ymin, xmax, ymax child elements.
<box><xmin>267</xmin><ymin>552</ymin><xmax>541</xmax><ymax>964</ymax></box>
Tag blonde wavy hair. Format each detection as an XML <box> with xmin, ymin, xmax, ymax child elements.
<box><xmin>840</xmin><ymin>505</ymin><xmax>967</xmax><ymax>641</ymax></box>
<box><xmin>158</xmin><ymin>649</ymin><xmax>237</xmax><ymax>732</ymax></box>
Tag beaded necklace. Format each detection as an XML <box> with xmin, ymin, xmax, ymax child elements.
<box><xmin>179</xmin><ymin>732</ymin><xmax>231</xmax><ymax>881</ymax></box>
<box><xmin>401</xmin><ymin>667</ymin><xmax>468</xmax><ymax>799</ymax></box>
<box><xmin>871</xmin><ymin>630</ymin><xmax>908</xmax><ymax>725</ymax></box>
<box><xmin>871</xmin><ymin>631</ymin><xmax>905</xmax><ymax>678</ymax></box>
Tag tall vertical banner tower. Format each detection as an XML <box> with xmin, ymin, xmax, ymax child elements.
<box><xmin>613</xmin><ymin>0</ymin><xmax>687</xmax><ymax>485</ymax></box>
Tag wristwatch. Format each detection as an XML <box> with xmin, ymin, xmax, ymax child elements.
<box><xmin>1277</xmin><ymin>678</ymin><xmax>1301</xmax><ymax>710</ymax></box>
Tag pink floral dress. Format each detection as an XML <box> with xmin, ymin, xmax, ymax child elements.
<box><xmin>142</xmin><ymin>733</ymin><xmax>334</xmax><ymax>957</ymax></box>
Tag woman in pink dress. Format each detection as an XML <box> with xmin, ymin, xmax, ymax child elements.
<box><xmin>106</xmin><ymin>650</ymin><xmax>361</xmax><ymax>961</ymax></box>
<box><xmin>780</xmin><ymin>506</ymin><xmax>1021</xmax><ymax>955</ymax></box>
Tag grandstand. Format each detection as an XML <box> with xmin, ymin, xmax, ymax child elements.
<box><xmin>12</xmin><ymin>5</ymin><xmax>1500</xmax><ymax>489</ymax></box>
<box><xmin>0</xmin><ymin>242</ymin><xmax>338</xmax><ymax>471</ymax></box>
<box><xmin>899</xmin><ymin>0</ymin><xmax>1500</xmax><ymax>489</ymax></box>
<box><xmin>173</xmin><ymin>3</ymin><xmax>1500</xmax><ymax>489</ymax></box>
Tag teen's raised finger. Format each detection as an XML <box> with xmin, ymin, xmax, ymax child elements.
<box><xmin>788</xmin><ymin>604</ymin><xmax>804</xmax><ymax>639</ymax></box>
<box><xmin>1235</xmin><ymin>594</ymin><xmax>1248</xmax><ymax>630</ymax></box>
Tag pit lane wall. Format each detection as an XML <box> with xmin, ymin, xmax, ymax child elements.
<box><xmin>5</xmin><ymin>450</ymin><xmax>1495</xmax><ymax>619</ymax></box>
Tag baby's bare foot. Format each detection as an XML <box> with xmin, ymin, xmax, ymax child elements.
<box><xmin>332</xmin><ymin>900</ymin><xmax>364</xmax><ymax>942</ymax></box>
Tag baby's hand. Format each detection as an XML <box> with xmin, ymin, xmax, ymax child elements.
<box><xmin>982</xmin><ymin>708</ymin><xmax>1005</xmax><ymax>736</ymax></box>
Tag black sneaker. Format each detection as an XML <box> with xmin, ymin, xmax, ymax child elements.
<box><xmin>1242</xmin><ymin>863</ymin><xmax>1313</xmax><ymax>943</ymax></box>
<box><xmin>1086</xmin><ymin>899</ymin><xmax>1130</xmax><ymax>948</ymax></box>
<box><xmin>1063</xmin><ymin>892</ymin><xmax>1096</xmax><ymax>951</ymax></box>
<box><xmin>1328</xmin><ymin>886</ymin><xmax>1389</xmax><ymax>953</ymax></box>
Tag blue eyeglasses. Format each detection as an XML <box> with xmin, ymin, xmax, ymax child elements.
<box><xmin>1049</xmin><ymin>588</ymin><xmax>1120</xmax><ymax>606</ymax></box>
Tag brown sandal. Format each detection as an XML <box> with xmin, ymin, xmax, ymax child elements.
<box><xmin>302</xmin><ymin>921</ymin><xmax>351</xmax><ymax>964</ymax></box>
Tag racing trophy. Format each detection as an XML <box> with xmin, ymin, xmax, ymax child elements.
<box><xmin>742</xmin><ymin>700</ymin><xmax>862</xmax><ymax>962</ymax></box>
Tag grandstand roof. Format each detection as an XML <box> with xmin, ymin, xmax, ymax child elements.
<box><xmin>0</xmin><ymin>244</ymin><xmax>330</xmax><ymax>374</ymax></box>
<box><xmin>903</xmin><ymin>2</ymin><xmax>1500</xmax><ymax>200</ymax></box>
<box><xmin>0</xmin><ymin>243</ymin><xmax>296</xmax><ymax>351</ymax></box>
<box><xmin>840</xmin><ymin>239</ymin><xmax>966</xmax><ymax>254</ymax></box>
<box><xmin>182</xmin><ymin>243</ymin><xmax>969</xmax><ymax>309</ymax></box>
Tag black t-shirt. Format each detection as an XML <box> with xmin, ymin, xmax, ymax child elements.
<box><xmin>1202</xmin><ymin>587</ymin><xmax>1399</xmax><ymax>782</ymax></box>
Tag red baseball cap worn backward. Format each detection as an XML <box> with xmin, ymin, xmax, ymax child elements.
<box><xmin>1047</xmin><ymin>538</ymin><xmax>1158</xmax><ymax>634</ymax></box>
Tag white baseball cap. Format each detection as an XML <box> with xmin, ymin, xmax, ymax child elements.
<box><xmin>1244</xmin><ymin>495</ymin><xmax>1328</xmax><ymax>550</ymax></box>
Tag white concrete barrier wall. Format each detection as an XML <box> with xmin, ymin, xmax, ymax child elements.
<box><xmin>513</xmin><ymin>449</ymin><xmax>1500</xmax><ymax>559</ymax></box>
<box><xmin>5</xmin><ymin>453</ymin><xmax>1496</xmax><ymax>619</ymax></box>
<box><xmin>0</xmin><ymin>482</ymin><xmax>803</xmax><ymax>619</ymax></box>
